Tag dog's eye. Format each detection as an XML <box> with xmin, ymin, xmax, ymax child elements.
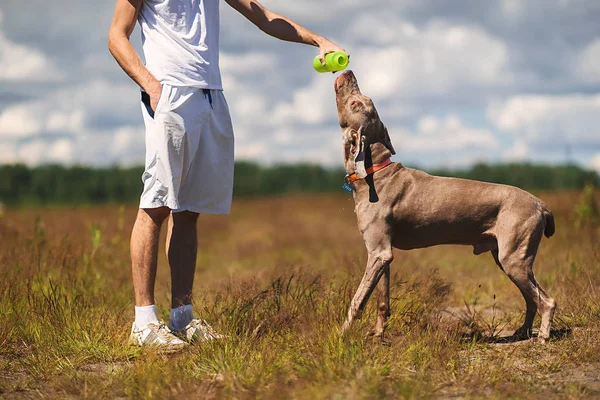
<box><xmin>350</xmin><ymin>100</ymin><xmax>361</xmax><ymax>110</ymax></box>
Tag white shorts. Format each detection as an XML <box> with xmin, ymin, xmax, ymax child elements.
<box><xmin>139</xmin><ymin>84</ymin><xmax>235</xmax><ymax>214</ymax></box>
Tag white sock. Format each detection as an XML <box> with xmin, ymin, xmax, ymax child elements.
<box><xmin>170</xmin><ymin>304</ymin><xmax>194</xmax><ymax>331</ymax></box>
<box><xmin>134</xmin><ymin>305</ymin><xmax>159</xmax><ymax>329</ymax></box>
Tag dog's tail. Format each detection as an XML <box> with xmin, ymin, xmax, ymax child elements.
<box><xmin>542</xmin><ymin>204</ymin><xmax>555</xmax><ymax>238</ymax></box>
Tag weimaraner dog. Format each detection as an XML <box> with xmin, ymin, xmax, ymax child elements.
<box><xmin>335</xmin><ymin>70</ymin><xmax>557</xmax><ymax>343</ymax></box>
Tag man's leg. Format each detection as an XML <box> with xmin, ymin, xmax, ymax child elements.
<box><xmin>166</xmin><ymin>211</ymin><xmax>199</xmax><ymax>308</ymax></box>
<box><xmin>129</xmin><ymin>206</ymin><xmax>188</xmax><ymax>350</ymax></box>
<box><xmin>165</xmin><ymin>211</ymin><xmax>224</xmax><ymax>341</ymax></box>
<box><xmin>131</xmin><ymin>207</ymin><xmax>171</xmax><ymax>307</ymax></box>
<box><xmin>166</xmin><ymin>211</ymin><xmax>200</xmax><ymax>332</ymax></box>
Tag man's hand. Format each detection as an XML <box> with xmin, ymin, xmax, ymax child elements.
<box><xmin>225</xmin><ymin>0</ymin><xmax>348</xmax><ymax>62</ymax></box>
<box><xmin>316</xmin><ymin>37</ymin><xmax>347</xmax><ymax>67</ymax></box>
<box><xmin>148</xmin><ymin>82</ymin><xmax>162</xmax><ymax>112</ymax></box>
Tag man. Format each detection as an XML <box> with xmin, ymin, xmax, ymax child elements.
<box><xmin>108</xmin><ymin>0</ymin><xmax>346</xmax><ymax>350</ymax></box>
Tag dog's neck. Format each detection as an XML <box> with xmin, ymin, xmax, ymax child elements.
<box><xmin>345</xmin><ymin>140</ymin><xmax>393</xmax><ymax>175</ymax></box>
<box><xmin>369</xmin><ymin>142</ymin><xmax>393</xmax><ymax>166</ymax></box>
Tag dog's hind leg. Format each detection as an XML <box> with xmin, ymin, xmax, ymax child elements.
<box><xmin>492</xmin><ymin>248</ymin><xmax>536</xmax><ymax>339</ymax></box>
<box><xmin>496</xmin><ymin>218</ymin><xmax>557</xmax><ymax>342</ymax></box>
<box><xmin>342</xmin><ymin>246</ymin><xmax>393</xmax><ymax>334</ymax></box>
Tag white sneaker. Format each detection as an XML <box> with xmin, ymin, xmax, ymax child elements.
<box><xmin>129</xmin><ymin>321</ymin><xmax>188</xmax><ymax>353</ymax></box>
<box><xmin>173</xmin><ymin>319</ymin><xmax>226</xmax><ymax>343</ymax></box>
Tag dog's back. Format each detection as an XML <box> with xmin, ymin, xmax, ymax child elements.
<box><xmin>357</xmin><ymin>165</ymin><xmax>553</xmax><ymax>251</ymax></box>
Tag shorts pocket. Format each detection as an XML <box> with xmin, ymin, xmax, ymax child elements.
<box><xmin>141</xmin><ymin>84</ymin><xmax>168</xmax><ymax>119</ymax></box>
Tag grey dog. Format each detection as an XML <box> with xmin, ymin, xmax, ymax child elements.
<box><xmin>334</xmin><ymin>70</ymin><xmax>556</xmax><ymax>343</ymax></box>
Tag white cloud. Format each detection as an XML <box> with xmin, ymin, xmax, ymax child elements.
<box><xmin>349</xmin><ymin>14</ymin><xmax>417</xmax><ymax>45</ymax></box>
<box><xmin>48</xmin><ymin>138</ymin><xmax>73</xmax><ymax>162</ymax></box>
<box><xmin>220</xmin><ymin>52</ymin><xmax>277</xmax><ymax>76</ymax></box>
<box><xmin>13</xmin><ymin>138</ymin><xmax>71</xmax><ymax>165</ymax></box>
<box><xmin>264</xmin><ymin>125</ymin><xmax>342</xmax><ymax>165</ymax></box>
<box><xmin>0</xmin><ymin>101</ymin><xmax>85</xmax><ymax>138</ymax></box>
<box><xmin>9</xmin><ymin>125</ymin><xmax>146</xmax><ymax>167</ymax></box>
<box><xmin>111</xmin><ymin>126</ymin><xmax>144</xmax><ymax>152</ymax></box>
<box><xmin>503</xmin><ymin>139</ymin><xmax>530</xmax><ymax>161</ymax></box>
<box><xmin>392</xmin><ymin>115</ymin><xmax>499</xmax><ymax>156</ymax></box>
<box><xmin>0</xmin><ymin>140</ymin><xmax>17</xmax><ymax>164</ymax></box>
<box><xmin>0</xmin><ymin>79</ymin><xmax>139</xmax><ymax>140</ymax></box>
<box><xmin>235</xmin><ymin>141</ymin><xmax>268</xmax><ymax>160</ymax></box>
<box><xmin>488</xmin><ymin>94</ymin><xmax>600</xmax><ymax>143</ymax></box>
<box><xmin>591</xmin><ymin>153</ymin><xmax>600</xmax><ymax>172</ymax></box>
<box><xmin>0</xmin><ymin>10</ymin><xmax>65</xmax><ymax>82</ymax></box>
<box><xmin>349</xmin><ymin>20</ymin><xmax>512</xmax><ymax>99</ymax></box>
<box><xmin>46</xmin><ymin>110</ymin><xmax>85</xmax><ymax>133</ymax></box>
<box><xmin>108</xmin><ymin>126</ymin><xmax>146</xmax><ymax>166</ymax></box>
<box><xmin>252</xmin><ymin>0</ymin><xmax>372</xmax><ymax>22</ymax></box>
<box><xmin>0</xmin><ymin>104</ymin><xmax>44</xmax><ymax>138</ymax></box>
<box><xmin>83</xmin><ymin>52</ymin><xmax>126</xmax><ymax>80</ymax></box>
<box><xmin>271</xmin><ymin>74</ymin><xmax>336</xmax><ymax>125</ymax></box>
<box><xmin>0</xmin><ymin>77</ymin><xmax>145</xmax><ymax>166</ymax></box>
<box><xmin>16</xmin><ymin>140</ymin><xmax>47</xmax><ymax>165</ymax></box>
<box><xmin>231</xmin><ymin>92</ymin><xmax>269</xmax><ymax>120</ymax></box>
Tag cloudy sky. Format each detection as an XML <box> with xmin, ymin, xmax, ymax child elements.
<box><xmin>1</xmin><ymin>0</ymin><xmax>600</xmax><ymax>171</ymax></box>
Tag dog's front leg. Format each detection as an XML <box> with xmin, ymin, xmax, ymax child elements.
<box><xmin>370</xmin><ymin>263</ymin><xmax>390</xmax><ymax>340</ymax></box>
<box><xmin>342</xmin><ymin>250</ymin><xmax>393</xmax><ymax>333</ymax></box>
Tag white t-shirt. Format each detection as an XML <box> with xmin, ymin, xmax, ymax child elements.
<box><xmin>138</xmin><ymin>0</ymin><xmax>222</xmax><ymax>89</ymax></box>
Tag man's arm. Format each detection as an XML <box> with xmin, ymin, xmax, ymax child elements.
<box><xmin>108</xmin><ymin>0</ymin><xmax>162</xmax><ymax>111</ymax></box>
<box><xmin>224</xmin><ymin>0</ymin><xmax>346</xmax><ymax>64</ymax></box>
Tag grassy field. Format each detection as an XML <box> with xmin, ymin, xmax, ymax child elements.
<box><xmin>0</xmin><ymin>191</ymin><xmax>599</xmax><ymax>399</ymax></box>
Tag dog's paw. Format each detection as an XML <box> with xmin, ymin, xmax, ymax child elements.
<box><xmin>365</xmin><ymin>328</ymin><xmax>376</xmax><ymax>339</ymax></box>
<box><xmin>512</xmin><ymin>326</ymin><xmax>533</xmax><ymax>341</ymax></box>
<box><xmin>365</xmin><ymin>329</ymin><xmax>390</xmax><ymax>345</ymax></box>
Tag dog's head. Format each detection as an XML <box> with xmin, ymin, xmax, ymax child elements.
<box><xmin>334</xmin><ymin>70</ymin><xmax>395</xmax><ymax>177</ymax></box>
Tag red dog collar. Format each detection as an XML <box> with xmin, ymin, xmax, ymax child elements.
<box><xmin>345</xmin><ymin>158</ymin><xmax>392</xmax><ymax>183</ymax></box>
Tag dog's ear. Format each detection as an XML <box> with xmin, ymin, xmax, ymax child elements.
<box><xmin>382</xmin><ymin>124</ymin><xmax>396</xmax><ymax>155</ymax></box>
<box><xmin>348</xmin><ymin>128</ymin><xmax>359</xmax><ymax>156</ymax></box>
<box><xmin>352</xmin><ymin>127</ymin><xmax>367</xmax><ymax>178</ymax></box>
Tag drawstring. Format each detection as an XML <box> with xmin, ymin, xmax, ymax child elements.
<box><xmin>202</xmin><ymin>89</ymin><xmax>213</xmax><ymax>109</ymax></box>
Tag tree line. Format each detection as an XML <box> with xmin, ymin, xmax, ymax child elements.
<box><xmin>0</xmin><ymin>161</ymin><xmax>597</xmax><ymax>206</ymax></box>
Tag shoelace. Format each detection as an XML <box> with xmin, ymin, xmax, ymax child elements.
<box><xmin>191</xmin><ymin>319</ymin><xmax>220</xmax><ymax>338</ymax></box>
<box><xmin>152</xmin><ymin>322</ymin><xmax>180</xmax><ymax>341</ymax></box>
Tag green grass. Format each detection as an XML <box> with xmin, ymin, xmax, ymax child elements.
<box><xmin>0</xmin><ymin>192</ymin><xmax>599</xmax><ymax>399</ymax></box>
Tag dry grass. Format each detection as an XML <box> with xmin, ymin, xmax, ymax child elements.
<box><xmin>0</xmin><ymin>191</ymin><xmax>599</xmax><ymax>399</ymax></box>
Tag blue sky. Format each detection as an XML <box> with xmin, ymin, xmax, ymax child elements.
<box><xmin>1</xmin><ymin>0</ymin><xmax>600</xmax><ymax>171</ymax></box>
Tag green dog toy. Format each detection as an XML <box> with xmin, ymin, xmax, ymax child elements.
<box><xmin>313</xmin><ymin>51</ymin><xmax>349</xmax><ymax>73</ymax></box>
